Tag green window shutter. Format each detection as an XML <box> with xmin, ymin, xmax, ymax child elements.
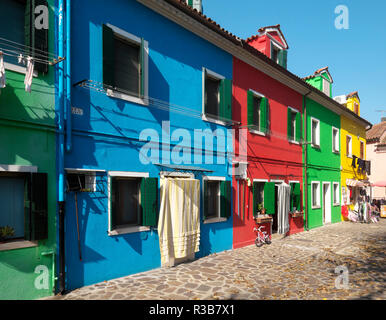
<box><xmin>103</xmin><ymin>24</ymin><xmax>115</xmax><ymax>88</ymax></box>
<box><xmin>140</xmin><ymin>38</ymin><xmax>145</xmax><ymax>97</ymax></box>
<box><xmin>264</xmin><ymin>182</ymin><xmax>276</xmax><ymax>215</ymax></box>
<box><xmin>260</xmin><ymin>98</ymin><xmax>268</xmax><ymax>134</ymax></box>
<box><xmin>278</xmin><ymin>50</ymin><xmax>283</xmax><ymax>66</ymax></box>
<box><xmin>25</xmin><ymin>0</ymin><xmax>33</xmax><ymax>58</ymax></box>
<box><xmin>203</xmin><ymin>180</ymin><xmax>208</xmax><ymax>221</ymax></box>
<box><xmin>247</xmin><ymin>90</ymin><xmax>255</xmax><ymax>128</ymax></box>
<box><xmin>141</xmin><ymin>178</ymin><xmax>158</xmax><ymax>227</ymax></box>
<box><xmin>287</xmin><ymin>108</ymin><xmax>292</xmax><ymax>140</ymax></box>
<box><xmin>295</xmin><ymin>111</ymin><xmax>301</xmax><ymax>142</ymax></box>
<box><xmin>220</xmin><ymin>181</ymin><xmax>231</xmax><ymax>219</ymax></box>
<box><xmin>24</xmin><ymin>174</ymin><xmax>32</xmax><ymax>240</ymax></box>
<box><xmin>219</xmin><ymin>79</ymin><xmax>232</xmax><ymax>122</ymax></box>
<box><xmin>253</xmin><ymin>182</ymin><xmax>258</xmax><ymax>217</ymax></box>
<box><xmin>293</xmin><ymin>183</ymin><xmax>301</xmax><ymax>211</ymax></box>
<box><xmin>25</xmin><ymin>0</ymin><xmax>49</xmax><ymax>73</ymax></box>
<box><xmin>188</xmin><ymin>0</ymin><xmax>193</xmax><ymax>7</ymax></box>
<box><xmin>24</xmin><ymin>173</ymin><xmax>48</xmax><ymax>241</ymax></box>
<box><xmin>282</xmin><ymin>50</ymin><xmax>288</xmax><ymax>69</ymax></box>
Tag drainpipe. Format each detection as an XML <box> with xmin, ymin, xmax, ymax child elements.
<box><xmin>58</xmin><ymin>0</ymin><xmax>66</xmax><ymax>295</ymax></box>
<box><xmin>65</xmin><ymin>0</ymin><xmax>72</xmax><ymax>153</ymax></box>
<box><xmin>303</xmin><ymin>91</ymin><xmax>312</xmax><ymax>231</ymax></box>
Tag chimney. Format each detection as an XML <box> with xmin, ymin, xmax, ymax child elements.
<box><xmin>186</xmin><ymin>0</ymin><xmax>203</xmax><ymax>13</ymax></box>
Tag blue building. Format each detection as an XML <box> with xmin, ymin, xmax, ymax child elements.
<box><xmin>59</xmin><ymin>0</ymin><xmax>234</xmax><ymax>290</ymax></box>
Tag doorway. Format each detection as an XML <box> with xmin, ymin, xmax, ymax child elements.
<box><xmin>323</xmin><ymin>182</ymin><xmax>331</xmax><ymax>224</ymax></box>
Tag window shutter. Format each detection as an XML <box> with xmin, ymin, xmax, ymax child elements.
<box><xmin>295</xmin><ymin>111</ymin><xmax>301</xmax><ymax>142</ymax></box>
<box><xmin>264</xmin><ymin>182</ymin><xmax>276</xmax><ymax>215</ymax></box>
<box><xmin>252</xmin><ymin>182</ymin><xmax>258</xmax><ymax>217</ymax></box>
<box><xmin>293</xmin><ymin>183</ymin><xmax>301</xmax><ymax>211</ymax></box>
<box><xmin>103</xmin><ymin>24</ymin><xmax>115</xmax><ymax>89</ymax></box>
<box><xmin>140</xmin><ymin>38</ymin><xmax>145</xmax><ymax>98</ymax></box>
<box><xmin>219</xmin><ymin>79</ymin><xmax>232</xmax><ymax>122</ymax></box>
<box><xmin>278</xmin><ymin>50</ymin><xmax>283</xmax><ymax>66</ymax></box>
<box><xmin>282</xmin><ymin>50</ymin><xmax>288</xmax><ymax>69</ymax></box>
<box><xmin>24</xmin><ymin>174</ymin><xmax>32</xmax><ymax>240</ymax></box>
<box><xmin>247</xmin><ymin>90</ymin><xmax>255</xmax><ymax>128</ymax></box>
<box><xmin>141</xmin><ymin>178</ymin><xmax>158</xmax><ymax>227</ymax></box>
<box><xmin>203</xmin><ymin>180</ymin><xmax>208</xmax><ymax>221</ymax></box>
<box><xmin>25</xmin><ymin>0</ymin><xmax>49</xmax><ymax>73</ymax></box>
<box><xmin>260</xmin><ymin>98</ymin><xmax>268</xmax><ymax>134</ymax></box>
<box><xmin>25</xmin><ymin>173</ymin><xmax>48</xmax><ymax>241</ymax></box>
<box><xmin>287</xmin><ymin>108</ymin><xmax>292</xmax><ymax>140</ymax></box>
<box><xmin>220</xmin><ymin>181</ymin><xmax>231</xmax><ymax>219</ymax></box>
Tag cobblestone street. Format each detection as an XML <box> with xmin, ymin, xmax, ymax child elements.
<box><xmin>47</xmin><ymin>220</ymin><xmax>386</xmax><ymax>300</ymax></box>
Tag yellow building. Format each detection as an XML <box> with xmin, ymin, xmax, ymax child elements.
<box><xmin>335</xmin><ymin>92</ymin><xmax>370</xmax><ymax>218</ymax></box>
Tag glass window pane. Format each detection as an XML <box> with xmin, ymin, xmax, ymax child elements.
<box><xmin>206</xmin><ymin>181</ymin><xmax>219</xmax><ymax>218</ymax></box>
<box><xmin>112</xmin><ymin>178</ymin><xmax>140</xmax><ymax>227</ymax></box>
<box><xmin>114</xmin><ymin>37</ymin><xmax>140</xmax><ymax>96</ymax></box>
<box><xmin>253</xmin><ymin>96</ymin><xmax>261</xmax><ymax>129</ymax></box>
<box><xmin>205</xmin><ymin>76</ymin><xmax>220</xmax><ymax>117</ymax></box>
<box><xmin>0</xmin><ymin>176</ymin><xmax>25</xmax><ymax>239</ymax></box>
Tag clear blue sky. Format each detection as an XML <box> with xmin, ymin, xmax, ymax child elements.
<box><xmin>202</xmin><ymin>0</ymin><xmax>386</xmax><ymax>125</ymax></box>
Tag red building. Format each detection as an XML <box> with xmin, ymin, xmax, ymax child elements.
<box><xmin>232</xmin><ymin>25</ymin><xmax>304</xmax><ymax>249</ymax></box>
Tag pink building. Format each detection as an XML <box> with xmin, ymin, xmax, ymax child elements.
<box><xmin>366</xmin><ymin>118</ymin><xmax>386</xmax><ymax>200</ymax></box>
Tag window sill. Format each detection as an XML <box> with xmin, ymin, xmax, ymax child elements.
<box><xmin>311</xmin><ymin>206</ymin><xmax>321</xmax><ymax>210</ymax></box>
<box><xmin>108</xmin><ymin>225</ymin><xmax>151</xmax><ymax>236</ymax></box>
<box><xmin>289</xmin><ymin>140</ymin><xmax>300</xmax><ymax>145</ymax></box>
<box><xmin>333</xmin><ymin>203</ymin><xmax>340</xmax><ymax>207</ymax></box>
<box><xmin>202</xmin><ymin>114</ymin><xmax>230</xmax><ymax>126</ymax></box>
<box><xmin>347</xmin><ymin>155</ymin><xmax>353</xmax><ymax>159</ymax></box>
<box><xmin>106</xmin><ymin>89</ymin><xmax>149</xmax><ymax>106</ymax></box>
<box><xmin>311</xmin><ymin>144</ymin><xmax>320</xmax><ymax>149</ymax></box>
<box><xmin>332</xmin><ymin>150</ymin><xmax>340</xmax><ymax>155</ymax></box>
<box><xmin>5</xmin><ymin>62</ymin><xmax>38</xmax><ymax>78</ymax></box>
<box><xmin>0</xmin><ymin>240</ymin><xmax>38</xmax><ymax>252</ymax></box>
<box><xmin>203</xmin><ymin>217</ymin><xmax>227</xmax><ymax>224</ymax></box>
<box><xmin>250</xmin><ymin>129</ymin><xmax>266</xmax><ymax>137</ymax></box>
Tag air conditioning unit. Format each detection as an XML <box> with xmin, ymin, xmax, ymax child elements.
<box><xmin>334</xmin><ymin>95</ymin><xmax>347</xmax><ymax>104</ymax></box>
<box><xmin>234</xmin><ymin>162</ymin><xmax>248</xmax><ymax>180</ymax></box>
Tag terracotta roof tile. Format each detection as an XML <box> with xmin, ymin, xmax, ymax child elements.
<box><xmin>366</xmin><ymin>121</ymin><xmax>386</xmax><ymax>142</ymax></box>
<box><xmin>346</xmin><ymin>91</ymin><xmax>360</xmax><ymax>101</ymax></box>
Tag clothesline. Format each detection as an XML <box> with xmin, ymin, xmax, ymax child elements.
<box><xmin>0</xmin><ymin>36</ymin><xmax>57</xmax><ymax>58</ymax></box>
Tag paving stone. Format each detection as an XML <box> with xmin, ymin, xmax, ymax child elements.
<box><xmin>43</xmin><ymin>220</ymin><xmax>386</xmax><ymax>301</ymax></box>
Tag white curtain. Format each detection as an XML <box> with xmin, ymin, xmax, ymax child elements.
<box><xmin>158</xmin><ymin>178</ymin><xmax>200</xmax><ymax>267</ymax></box>
<box><xmin>278</xmin><ymin>183</ymin><xmax>291</xmax><ymax>235</ymax></box>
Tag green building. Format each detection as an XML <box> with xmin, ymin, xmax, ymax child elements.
<box><xmin>303</xmin><ymin>67</ymin><xmax>342</xmax><ymax>229</ymax></box>
<box><xmin>0</xmin><ymin>0</ymin><xmax>56</xmax><ymax>299</ymax></box>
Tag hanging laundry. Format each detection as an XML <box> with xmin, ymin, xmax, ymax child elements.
<box><xmin>18</xmin><ymin>54</ymin><xmax>25</xmax><ymax>65</ymax></box>
<box><xmin>24</xmin><ymin>57</ymin><xmax>34</xmax><ymax>93</ymax></box>
<box><xmin>351</xmin><ymin>155</ymin><xmax>357</xmax><ymax>168</ymax></box>
<box><xmin>0</xmin><ymin>51</ymin><xmax>6</xmax><ymax>89</ymax></box>
<box><xmin>365</xmin><ymin>161</ymin><xmax>371</xmax><ymax>176</ymax></box>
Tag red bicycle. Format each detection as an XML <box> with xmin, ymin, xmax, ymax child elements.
<box><xmin>253</xmin><ymin>225</ymin><xmax>271</xmax><ymax>247</ymax></box>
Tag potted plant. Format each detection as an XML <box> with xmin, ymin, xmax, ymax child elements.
<box><xmin>0</xmin><ymin>226</ymin><xmax>15</xmax><ymax>243</ymax></box>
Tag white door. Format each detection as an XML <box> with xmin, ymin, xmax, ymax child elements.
<box><xmin>323</xmin><ymin>183</ymin><xmax>331</xmax><ymax>224</ymax></box>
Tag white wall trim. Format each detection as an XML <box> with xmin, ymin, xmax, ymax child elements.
<box><xmin>253</xmin><ymin>178</ymin><xmax>269</xmax><ymax>183</ymax></box>
<box><xmin>0</xmin><ymin>165</ymin><xmax>38</xmax><ymax>173</ymax></box>
<box><xmin>310</xmin><ymin>117</ymin><xmax>321</xmax><ymax>148</ymax></box>
<box><xmin>249</xmin><ymin>89</ymin><xmax>265</xmax><ymax>98</ymax></box>
<box><xmin>108</xmin><ymin>171</ymin><xmax>150</xmax><ymax>178</ymax></box>
<box><xmin>204</xmin><ymin>176</ymin><xmax>226</xmax><ymax>181</ymax></box>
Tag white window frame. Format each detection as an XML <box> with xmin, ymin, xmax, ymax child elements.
<box><xmin>249</xmin><ymin>90</ymin><xmax>266</xmax><ymax>136</ymax></box>
<box><xmin>0</xmin><ymin>165</ymin><xmax>38</xmax><ymax>251</ymax></box>
<box><xmin>288</xmin><ymin>107</ymin><xmax>300</xmax><ymax>145</ymax></box>
<box><xmin>203</xmin><ymin>176</ymin><xmax>227</xmax><ymax>224</ymax></box>
<box><xmin>105</xmin><ymin>24</ymin><xmax>149</xmax><ymax>106</ymax></box>
<box><xmin>311</xmin><ymin>117</ymin><xmax>320</xmax><ymax>148</ymax></box>
<box><xmin>271</xmin><ymin>41</ymin><xmax>282</xmax><ymax>64</ymax></box>
<box><xmin>333</xmin><ymin>182</ymin><xmax>340</xmax><ymax>206</ymax></box>
<box><xmin>332</xmin><ymin>127</ymin><xmax>340</xmax><ymax>153</ymax></box>
<box><xmin>346</xmin><ymin>135</ymin><xmax>353</xmax><ymax>158</ymax></box>
<box><xmin>311</xmin><ymin>181</ymin><xmax>321</xmax><ymax>209</ymax></box>
<box><xmin>65</xmin><ymin>168</ymin><xmax>103</xmax><ymax>192</ymax></box>
<box><xmin>202</xmin><ymin>67</ymin><xmax>227</xmax><ymax>126</ymax></box>
<box><xmin>107</xmin><ymin>171</ymin><xmax>150</xmax><ymax>236</ymax></box>
<box><xmin>322</xmin><ymin>78</ymin><xmax>330</xmax><ymax>96</ymax></box>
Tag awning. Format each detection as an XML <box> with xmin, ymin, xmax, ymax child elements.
<box><xmin>373</xmin><ymin>180</ymin><xmax>386</xmax><ymax>187</ymax></box>
<box><xmin>346</xmin><ymin>179</ymin><xmax>364</xmax><ymax>187</ymax></box>
<box><xmin>155</xmin><ymin>164</ymin><xmax>214</xmax><ymax>174</ymax></box>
